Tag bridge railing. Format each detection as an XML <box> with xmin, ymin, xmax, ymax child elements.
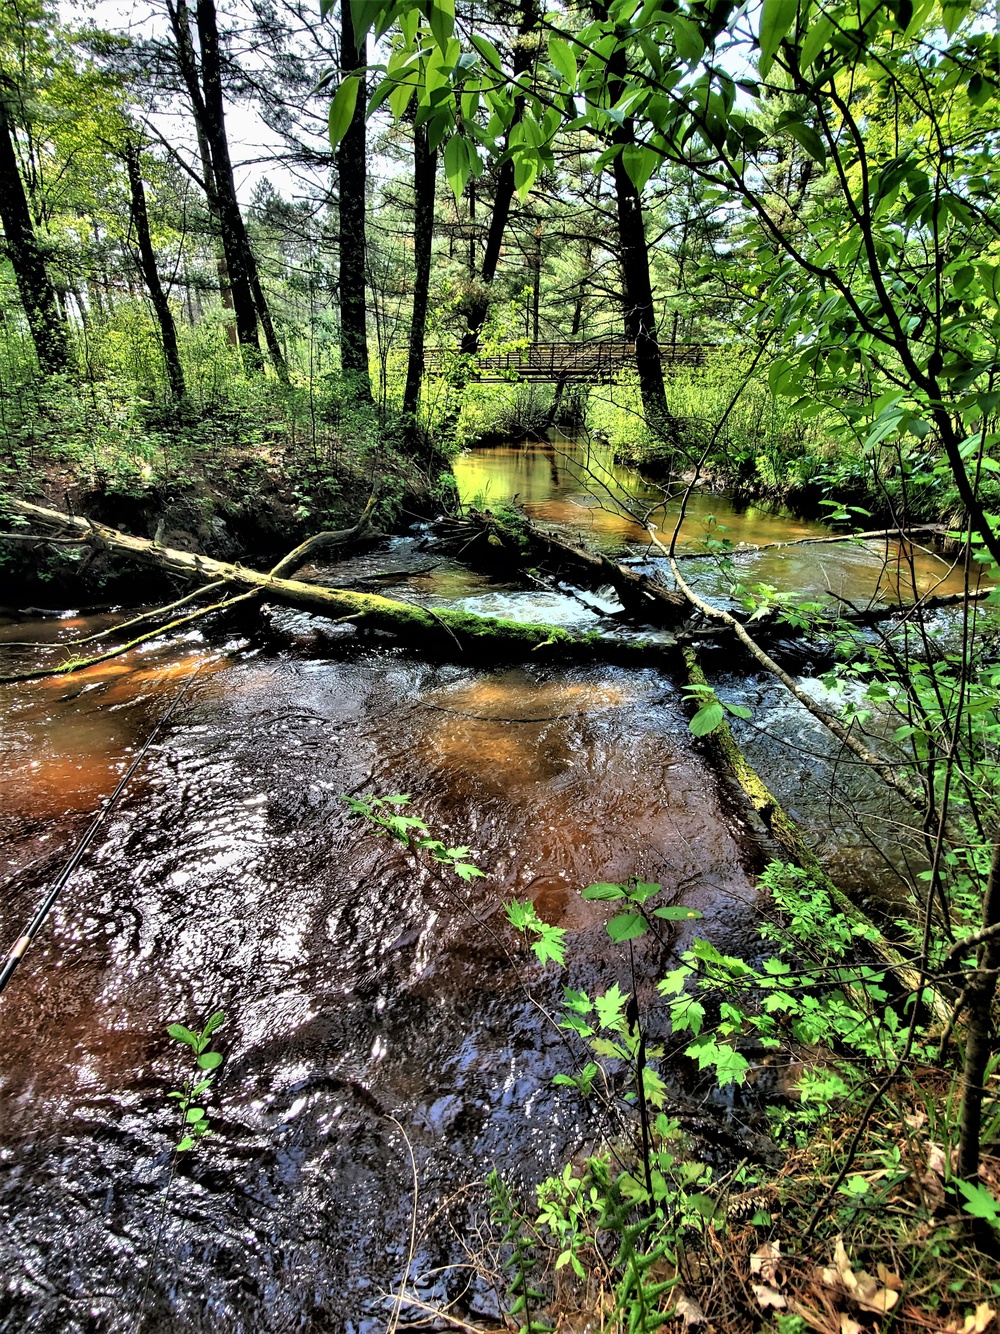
<box><xmin>423</xmin><ymin>340</ymin><xmax>710</xmax><ymax>381</ymax></box>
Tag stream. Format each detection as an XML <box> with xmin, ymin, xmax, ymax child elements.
<box><xmin>0</xmin><ymin>439</ymin><xmax>974</xmax><ymax>1332</ymax></box>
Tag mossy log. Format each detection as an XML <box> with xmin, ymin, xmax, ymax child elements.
<box><xmin>683</xmin><ymin>645</ymin><xmax>950</xmax><ymax>1024</ymax></box>
<box><xmin>465</xmin><ymin>508</ymin><xmax>691</xmax><ymax>625</ymax></box>
<box><xmin>1</xmin><ymin>498</ymin><xmax>659</xmax><ymax>663</ymax></box>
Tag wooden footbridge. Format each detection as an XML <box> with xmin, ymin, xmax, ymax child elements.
<box><xmin>423</xmin><ymin>340</ymin><xmax>709</xmax><ymax>383</ymax></box>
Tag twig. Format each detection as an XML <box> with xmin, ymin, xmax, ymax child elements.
<box><xmin>6</xmin><ymin>581</ymin><xmax>227</xmax><ymax>650</ymax></box>
<box><xmin>386</xmin><ymin>1117</ymin><xmax>420</xmax><ymax>1334</ymax></box>
<box><xmin>0</xmin><ymin>591</ymin><xmax>259</xmax><ymax>683</ymax></box>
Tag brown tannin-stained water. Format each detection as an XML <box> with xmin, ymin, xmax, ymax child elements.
<box><xmin>0</xmin><ymin>442</ymin><xmax>973</xmax><ymax>1332</ymax></box>
<box><xmin>0</xmin><ymin>632</ymin><xmax>761</xmax><ymax>1332</ymax></box>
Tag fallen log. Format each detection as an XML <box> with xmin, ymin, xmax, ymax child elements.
<box><xmin>651</xmin><ymin>520</ymin><xmax>968</xmax><ymax>843</ymax></box>
<box><xmin>266</xmin><ymin>495</ymin><xmax>379</xmax><ymax>578</ymax></box>
<box><xmin>683</xmin><ymin>645</ymin><xmax>951</xmax><ymax>1025</ymax></box>
<box><xmin>0</xmin><ymin>498</ymin><xmax>659</xmax><ymax>663</ymax></box>
<box><xmin>465</xmin><ymin>508</ymin><xmax>690</xmax><ymax>625</ymax></box>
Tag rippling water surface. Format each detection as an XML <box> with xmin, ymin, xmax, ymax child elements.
<box><xmin>0</xmin><ymin>441</ymin><xmax>970</xmax><ymax>1331</ymax></box>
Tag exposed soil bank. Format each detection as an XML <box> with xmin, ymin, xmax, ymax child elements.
<box><xmin>0</xmin><ymin>452</ymin><xmax>430</xmax><ymax>605</ymax></box>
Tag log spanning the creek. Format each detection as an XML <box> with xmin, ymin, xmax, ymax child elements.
<box><xmin>0</xmin><ymin>498</ymin><xmax>660</xmax><ymax>662</ymax></box>
<box><xmin>461</xmin><ymin>507</ymin><xmax>690</xmax><ymax>625</ymax></box>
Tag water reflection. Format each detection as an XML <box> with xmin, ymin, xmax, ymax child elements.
<box><xmin>452</xmin><ymin>437</ymin><xmax>829</xmax><ymax>548</ymax></box>
<box><xmin>453</xmin><ymin>438</ymin><xmax>982</xmax><ymax>606</ymax></box>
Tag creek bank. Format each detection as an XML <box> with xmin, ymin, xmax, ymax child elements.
<box><xmin>0</xmin><ymin>448</ymin><xmax>433</xmax><ymax>604</ymax></box>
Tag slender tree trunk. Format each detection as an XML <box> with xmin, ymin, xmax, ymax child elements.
<box><xmin>459</xmin><ymin>0</ymin><xmax>539</xmax><ymax>357</ymax></box>
<box><xmin>598</xmin><ymin>18</ymin><xmax>670</xmax><ymax>439</ymax></box>
<box><xmin>124</xmin><ymin>141</ymin><xmax>186</xmax><ymax>400</ymax></box>
<box><xmin>167</xmin><ymin>0</ymin><xmax>261</xmax><ymax>369</ymax></box>
<box><xmin>611</xmin><ymin>140</ymin><xmax>669</xmax><ymax>435</ymax></box>
<box><xmin>193</xmin><ymin>118</ymin><xmax>237</xmax><ymax>345</ymax></box>
<box><xmin>337</xmin><ymin>0</ymin><xmax>371</xmax><ymax>401</ymax></box>
<box><xmin>531</xmin><ymin>222</ymin><xmax>542</xmax><ymax>344</ymax></box>
<box><xmin>403</xmin><ymin>119</ymin><xmax>436</xmax><ymax>421</ymax></box>
<box><xmin>957</xmin><ymin>841</ymin><xmax>1000</xmax><ymax>1184</ymax></box>
<box><xmin>0</xmin><ymin>95</ymin><xmax>70</xmax><ymax>374</ymax></box>
<box><xmin>193</xmin><ymin>0</ymin><xmax>264</xmax><ymax>370</ymax></box>
<box><xmin>250</xmin><ymin>265</ymin><xmax>289</xmax><ymax>384</ymax></box>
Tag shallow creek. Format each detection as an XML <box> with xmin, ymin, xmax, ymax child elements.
<box><xmin>0</xmin><ymin>440</ymin><xmax>973</xmax><ymax>1331</ymax></box>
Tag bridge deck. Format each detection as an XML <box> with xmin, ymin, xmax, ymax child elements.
<box><xmin>423</xmin><ymin>340</ymin><xmax>709</xmax><ymax>383</ymax></box>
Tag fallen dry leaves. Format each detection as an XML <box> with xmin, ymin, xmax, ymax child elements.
<box><xmin>943</xmin><ymin>1302</ymin><xmax>997</xmax><ymax>1334</ymax></box>
<box><xmin>674</xmin><ymin>1290</ymin><xmax>707</xmax><ymax>1327</ymax></box>
<box><xmin>818</xmin><ymin>1236</ymin><xmax>901</xmax><ymax>1316</ymax></box>
<box><xmin>750</xmin><ymin>1240</ymin><xmax>787</xmax><ymax>1311</ymax></box>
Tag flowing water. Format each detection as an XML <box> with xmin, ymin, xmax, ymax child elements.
<box><xmin>0</xmin><ymin>439</ymin><xmax>977</xmax><ymax>1332</ymax></box>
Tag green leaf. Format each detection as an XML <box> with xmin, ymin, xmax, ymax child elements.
<box><xmin>594</xmin><ymin>983</ymin><xmax>628</xmax><ymax>1032</ymax></box>
<box><xmin>689</xmin><ymin>702</ymin><xmax>724</xmax><ymax>736</ymax></box>
<box><xmin>532</xmin><ymin>926</ymin><xmax>567</xmax><ymax>967</ymax></box>
<box><xmin>666</xmin><ymin>13</ymin><xmax>704</xmax><ymax>63</ymax></box>
<box><xmin>513</xmin><ymin>152</ymin><xmax>538</xmax><ymax>201</ymax></box>
<box><xmin>653</xmin><ymin>905</ymin><xmax>703</xmax><ymax>920</ymax></box>
<box><xmin>622</xmin><ymin>144</ymin><xmax>657</xmax><ymax>191</ymax></box>
<box><xmin>547</xmin><ymin>35</ymin><xmax>577</xmax><ymax>88</ymax></box>
<box><xmin>197</xmin><ymin>1051</ymin><xmax>223</xmax><ymax>1070</ymax></box>
<box><xmin>799</xmin><ymin>14</ymin><xmax>834</xmax><ymax>68</ymax></box>
<box><xmin>167</xmin><ymin>1024</ymin><xmax>199</xmax><ymax>1049</ymax></box>
<box><xmin>783</xmin><ymin>118</ymin><xmax>826</xmax><ymax>165</ymax></box>
<box><xmin>387</xmin><ymin>72</ymin><xmax>418</xmax><ymax>123</ymax></box>
<box><xmin>670</xmin><ymin>995</ymin><xmax>705</xmax><ymax>1035</ymax></box>
<box><xmin>427</xmin><ymin>0</ymin><xmax>454</xmax><ymax>49</ymax></box>
<box><xmin>956</xmin><ymin>1180</ymin><xmax>1000</xmax><ymax>1226</ymax></box>
<box><xmin>606</xmin><ymin>912</ymin><xmax>648</xmax><ymax>943</ymax></box>
<box><xmin>202</xmin><ymin>1012</ymin><xmax>225</xmax><ymax>1037</ymax></box>
<box><xmin>627</xmin><ymin>881</ymin><xmax>661</xmax><ymax>904</ymax></box>
<box><xmin>453</xmin><ymin>862</ymin><xmax>485</xmax><ymax>882</ymax></box>
<box><xmin>505</xmin><ymin>899</ymin><xmax>534</xmax><ymax>931</ymax></box>
<box><xmin>758</xmin><ymin>0</ymin><xmax>797</xmax><ymax>77</ymax></box>
<box><xmin>176</xmin><ymin>1136</ymin><xmax>196</xmax><ymax>1152</ymax></box>
<box><xmin>469</xmin><ymin>31</ymin><xmax>503</xmax><ymax>71</ymax></box>
<box><xmin>329</xmin><ymin>77</ymin><xmax>361</xmax><ymax>150</ymax></box>
<box><xmin>582</xmin><ymin>882</ymin><xmax>626</xmax><ymax>900</ymax></box>
<box><xmin>186</xmin><ymin>1107</ymin><xmax>206</xmax><ymax>1123</ymax></box>
<box><xmin>563</xmin><ymin>987</ymin><xmax>593</xmax><ymax>1014</ymax></box>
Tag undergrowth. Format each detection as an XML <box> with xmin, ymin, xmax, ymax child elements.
<box><xmin>345</xmin><ymin>794</ymin><xmax>1000</xmax><ymax>1334</ymax></box>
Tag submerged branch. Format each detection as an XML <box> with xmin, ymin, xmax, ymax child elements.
<box><xmin>0</xmin><ymin>590</ymin><xmax>260</xmax><ymax>683</ymax></box>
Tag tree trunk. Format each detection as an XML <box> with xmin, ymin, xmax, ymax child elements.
<box><xmin>337</xmin><ymin>0</ymin><xmax>371</xmax><ymax>401</ymax></box>
<box><xmin>250</xmin><ymin>265</ymin><xmax>289</xmax><ymax>384</ymax></box>
<box><xmin>598</xmin><ymin>15</ymin><xmax>670</xmax><ymax>439</ymax></box>
<box><xmin>610</xmin><ymin>135</ymin><xmax>669</xmax><ymax>437</ymax></box>
<box><xmin>0</xmin><ymin>95</ymin><xmax>70</xmax><ymax>375</ymax></box>
<box><xmin>167</xmin><ymin>0</ymin><xmax>261</xmax><ymax>369</ymax></box>
<box><xmin>193</xmin><ymin>117</ymin><xmax>237</xmax><ymax>345</ymax></box>
<box><xmin>193</xmin><ymin>0</ymin><xmax>265</xmax><ymax>371</ymax></box>
<box><xmin>458</xmin><ymin>0</ymin><xmax>539</xmax><ymax>358</ymax></box>
<box><xmin>403</xmin><ymin>120</ymin><xmax>436</xmax><ymax>421</ymax></box>
<box><xmin>957</xmin><ymin>840</ymin><xmax>1000</xmax><ymax>1183</ymax></box>
<box><xmin>124</xmin><ymin>141</ymin><xmax>186</xmax><ymax>401</ymax></box>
